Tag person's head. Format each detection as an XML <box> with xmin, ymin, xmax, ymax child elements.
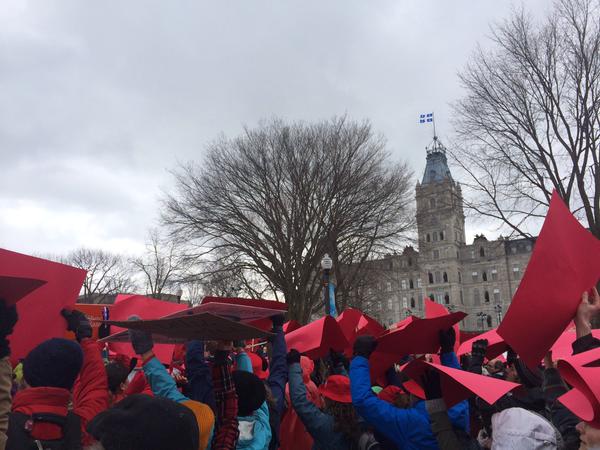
<box><xmin>105</xmin><ymin>361</ymin><xmax>130</xmax><ymax>395</ymax></box>
<box><xmin>233</xmin><ymin>370</ymin><xmax>266</xmax><ymax>417</ymax></box>
<box><xmin>507</xmin><ymin>359</ymin><xmax>542</xmax><ymax>388</ymax></box>
<box><xmin>319</xmin><ymin>375</ymin><xmax>359</xmax><ymax>440</ymax></box>
<box><xmin>23</xmin><ymin>338</ymin><xmax>83</xmax><ymax>390</ymax></box>
<box><xmin>87</xmin><ymin>394</ymin><xmax>199</xmax><ymax>450</ymax></box>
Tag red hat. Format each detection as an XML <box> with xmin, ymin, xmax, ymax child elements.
<box><xmin>377</xmin><ymin>385</ymin><xmax>403</xmax><ymax>404</ymax></box>
<box><xmin>318</xmin><ymin>375</ymin><xmax>352</xmax><ymax>404</ymax></box>
<box><xmin>248</xmin><ymin>352</ymin><xmax>269</xmax><ymax>380</ymax></box>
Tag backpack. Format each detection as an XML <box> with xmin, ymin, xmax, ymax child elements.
<box><xmin>6</xmin><ymin>411</ymin><xmax>82</xmax><ymax>450</ymax></box>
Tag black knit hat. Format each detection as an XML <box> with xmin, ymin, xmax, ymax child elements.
<box><xmin>23</xmin><ymin>338</ymin><xmax>83</xmax><ymax>390</ymax></box>
<box><xmin>233</xmin><ymin>370</ymin><xmax>266</xmax><ymax>416</ymax></box>
<box><xmin>88</xmin><ymin>394</ymin><xmax>199</xmax><ymax>450</ymax></box>
<box><xmin>514</xmin><ymin>359</ymin><xmax>542</xmax><ymax>388</ymax></box>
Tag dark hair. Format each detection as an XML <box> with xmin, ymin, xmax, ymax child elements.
<box><xmin>324</xmin><ymin>398</ymin><xmax>361</xmax><ymax>443</ymax></box>
<box><xmin>105</xmin><ymin>361</ymin><xmax>130</xmax><ymax>394</ymax></box>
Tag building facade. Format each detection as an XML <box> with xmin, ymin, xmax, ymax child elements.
<box><xmin>356</xmin><ymin>138</ymin><xmax>534</xmax><ymax>332</ymax></box>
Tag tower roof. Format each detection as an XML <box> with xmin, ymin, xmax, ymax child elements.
<box><xmin>421</xmin><ymin>136</ymin><xmax>452</xmax><ymax>185</ymax></box>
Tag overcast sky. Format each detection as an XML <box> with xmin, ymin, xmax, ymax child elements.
<box><xmin>0</xmin><ymin>0</ymin><xmax>551</xmax><ymax>257</ymax></box>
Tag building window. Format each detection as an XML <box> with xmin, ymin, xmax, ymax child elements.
<box><xmin>491</xmin><ymin>269</ymin><xmax>498</xmax><ymax>281</ymax></box>
<box><xmin>401</xmin><ymin>280</ymin><xmax>407</xmax><ymax>290</ymax></box>
<box><xmin>409</xmin><ymin>279</ymin><xmax>414</xmax><ymax>289</ymax></box>
<box><xmin>433</xmin><ymin>232</ymin><xmax>438</xmax><ymax>242</ymax></box>
<box><xmin>484</xmin><ymin>291</ymin><xmax>490</xmax><ymax>302</ymax></box>
<box><xmin>443</xmin><ymin>272</ymin><xmax>448</xmax><ymax>283</ymax></box>
<box><xmin>482</xmin><ymin>271</ymin><xmax>488</xmax><ymax>282</ymax></box>
<box><xmin>435</xmin><ymin>271</ymin><xmax>441</xmax><ymax>283</ymax></box>
<box><xmin>410</xmin><ymin>297</ymin><xmax>415</xmax><ymax>308</ymax></box>
<box><xmin>470</xmin><ymin>250</ymin><xmax>475</xmax><ymax>259</ymax></box>
<box><xmin>486</xmin><ymin>315</ymin><xmax>493</xmax><ymax>327</ymax></box>
<box><xmin>417</xmin><ymin>278</ymin><xmax>422</xmax><ymax>288</ymax></box>
<box><xmin>460</xmin><ymin>290</ymin><xmax>464</xmax><ymax>304</ymax></box>
<box><xmin>473</xmin><ymin>288</ymin><xmax>480</xmax><ymax>305</ymax></box>
<box><xmin>430</xmin><ymin>198</ymin><xmax>436</xmax><ymax>208</ymax></box>
<box><xmin>433</xmin><ymin>250</ymin><xmax>440</xmax><ymax>259</ymax></box>
<box><xmin>439</xmin><ymin>231</ymin><xmax>444</xmax><ymax>241</ymax></box>
<box><xmin>493</xmin><ymin>288</ymin><xmax>500</xmax><ymax>302</ymax></box>
<box><xmin>480</xmin><ymin>247</ymin><xmax>485</xmax><ymax>257</ymax></box>
<box><xmin>511</xmin><ymin>246</ymin><xmax>517</xmax><ymax>254</ymax></box>
<box><xmin>513</xmin><ymin>266</ymin><xmax>520</xmax><ymax>279</ymax></box>
<box><xmin>426</xmin><ymin>234</ymin><xmax>431</xmax><ymax>243</ymax></box>
<box><xmin>402</xmin><ymin>297</ymin><xmax>408</xmax><ymax>308</ymax></box>
<box><xmin>408</xmin><ymin>257</ymin><xmax>413</xmax><ymax>266</ymax></box>
<box><xmin>444</xmin><ymin>293</ymin><xmax>450</xmax><ymax>304</ymax></box>
<box><xmin>458</xmin><ymin>271</ymin><xmax>462</xmax><ymax>283</ymax></box>
<box><xmin>388</xmin><ymin>299</ymin><xmax>393</xmax><ymax>309</ymax></box>
<box><xmin>428</xmin><ymin>273</ymin><xmax>434</xmax><ymax>284</ymax></box>
<box><xmin>472</xmin><ymin>271</ymin><xmax>478</xmax><ymax>281</ymax></box>
<box><xmin>526</xmin><ymin>243</ymin><xmax>532</xmax><ymax>251</ymax></box>
<box><xmin>386</xmin><ymin>282</ymin><xmax>392</xmax><ymax>292</ymax></box>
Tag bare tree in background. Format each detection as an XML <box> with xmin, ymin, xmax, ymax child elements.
<box><xmin>164</xmin><ymin>117</ymin><xmax>414</xmax><ymax>323</ymax></box>
<box><xmin>65</xmin><ymin>248</ymin><xmax>136</xmax><ymax>304</ymax></box>
<box><xmin>452</xmin><ymin>0</ymin><xmax>600</xmax><ymax>238</ymax></box>
<box><xmin>132</xmin><ymin>229</ymin><xmax>189</xmax><ymax>297</ymax></box>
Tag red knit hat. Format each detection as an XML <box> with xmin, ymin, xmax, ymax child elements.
<box><xmin>318</xmin><ymin>375</ymin><xmax>352</xmax><ymax>403</ymax></box>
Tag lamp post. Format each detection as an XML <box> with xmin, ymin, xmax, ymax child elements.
<box><xmin>321</xmin><ymin>254</ymin><xmax>333</xmax><ymax>316</ymax></box>
<box><xmin>494</xmin><ymin>304</ymin><xmax>503</xmax><ymax>325</ymax></box>
<box><xmin>477</xmin><ymin>312</ymin><xmax>487</xmax><ymax>331</ymax></box>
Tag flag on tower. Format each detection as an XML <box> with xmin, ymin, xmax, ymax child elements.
<box><xmin>419</xmin><ymin>113</ymin><xmax>434</xmax><ymax>123</ymax></box>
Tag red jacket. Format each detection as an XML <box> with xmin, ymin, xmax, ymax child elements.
<box><xmin>12</xmin><ymin>338</ymin><xmax>108</xmax><ymax>446</ymax></box>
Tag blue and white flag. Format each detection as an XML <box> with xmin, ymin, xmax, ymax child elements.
<box><xmin>419</xmin><ymin>113</ymin><xmax>434</xmax><ymax>124</ymax></box>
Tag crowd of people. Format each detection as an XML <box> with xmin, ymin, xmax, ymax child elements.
<box><xmin>1</xmin><ymin>288</ymin><xmax>600</xmax><ymax>450</ymax></box>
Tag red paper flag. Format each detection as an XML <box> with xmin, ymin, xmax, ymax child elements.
<box><xmin>283</xmin><ymin>320</ymin><xmax>302</xmax><ymax>334</ymax></box>
<box><xmin>337</xmin><ymin>308</ymin><xmax>385</xmax><ymax>357</ymax></box>
<box><xmin>0</xmin><ymin>248</ymin><xmax>86</xmax><ymax>364</ymax></box>
<box><xmin>107</xmin><ymin>294</ymin><xmax>188</xmax><ymax>364</ymax></box>
<box><xmin>285</xmin><ymin>316</ymin><xmax>349</xmax><ymax>359</ymax></box>
<box><xmin>201</xmin><ymin>296</ymin><xmax>287</xmax><ymax>311</ymax></box>
<box><xmin>551</xmin><ymin>330</ymin><xmax>600</xmax><ymax>362</ymax></box>
<box><xmin>425</xmin><ymin>299</ymin><xmax>461</xmax><ymax>353</ymax></box>
<box><xmin>401</xmin><ymin>359</ymin><xmax>521</xmax><ymax>407</ymax></box>
<box><xmin>370</xmin><ymin>312</ymin><xmax>467</xmax><ymax>379</ymax></box>
<box><xmin>0</xmin><ymin>275</ymin><xmax>46</xmax><ymax>306</ymax></box>
<box><xmin>558</xmin><ymin>350</ymin><xmax>600</xmax><ymax>427</ymax></box>
<box><xmin>497</xmin><ymin>192</ymin><xmax>600</xmax><ymax>369</ymax></box>
<box><xmin>457</xmin><ymin>328</ymin><xmax>507</xmax><ymax>360</ymax></box>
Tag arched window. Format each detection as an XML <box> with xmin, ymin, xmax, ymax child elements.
<box><xmin>429</xmin><ymin>198</ymin><xmax>436</xmax><ymax>208</ymax></box>
<box><xmin>482</xmin><ymin>271</ymin><xmax>488</xmax><ymax>282</ymax></box>
<box><xmin>458</xmin><ymin>272</ymin><xmax>462</xmax><ymax>283</ymax></box>
<box><xmin>426</xmin><ymin>234</ymin><xmax>431</xmax><ymax>243</ymax></box>
<box><xmin>408</xmin><ymin>257</ymin><xmax>413</xmax><ymax>267</ymax></box>
<box><xmin>486</xmin><ymin>315</ymin><xmax>493</xmax><ymax>327</ymax></box>
<box><xmin>480</xmin><ymin>247</ymin><xmax>485</xmax><ymax>257</ymax></box>
<box><xmin>410</xmin><ymin>297</ymin><xmax>415</xmax><ymax>308</ymax></box>
<box><xmin>443</xmin><ymin>272</ymin><xmax>448</xmax><ymax>283</ymax></box>
<box><xmin>439</xmin><ymin>231</ymin><xmax>444</xmax><ymax>241</ymax></box>
<box><xmin>409</xmin><ymin>279</ymin><xmax>414</xmax><ymax>289</ymax></box>
<box><xmin>484</xmin><ymin>291</ymin><xmax>490</xmax><ymax>302</ymax></box>
<box><xmin>444</xmin><ymin>293</ymin><xmax>450</xmax><ymax>304</ymax></box>
<box><xmin>428</xmin><ymin>272</ymin><xmax>434</xmax><ymax>284</ymax></box>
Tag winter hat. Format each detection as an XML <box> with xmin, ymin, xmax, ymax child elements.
<box><xmin>514</xmin><ymin>359</ymin><xmax>542</xmax><ymax>388</ymax></box>
<box><xmin>318</xmin><ymin>375</ymin><xmax>352</xmax><ymax>404</ymax></box>
<box><xmin>491</xmin><ymin>407</ymin><xmax>562</xmax><ymax>449</ymax></box>
<box><xmin>23</xmin><ymin>338</ymin><xmax>83</xmax><ymax>390</ymax></box>
<box><xmin>248</xmin><ymin>352</ymin><xmax>269</xmax><ymax>380</ymax></box>
<box><xmin>233</xmin><ymin>370</ymin><xmax>266</xmax><ymax>416</ymax></box>
<box><xmin>88</xmin><ymin>394</ymin><xmax>199</xmax><ymax>450</ymax></box>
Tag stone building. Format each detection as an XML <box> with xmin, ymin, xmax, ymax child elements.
<box><xmin>354</xmin><ymin>138</ymin><xmax>534</xmax><ymax>332</ymax></box>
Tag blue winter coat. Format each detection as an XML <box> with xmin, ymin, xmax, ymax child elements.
<box><xmin>350</xmin><ymin>352</ymin><xmax>469</xmax><ymax>450</ymax></box>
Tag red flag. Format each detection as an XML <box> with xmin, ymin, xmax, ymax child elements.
<box><xmin>551</xmin><ymin>330</ymin><xmax>600</xmax><ymax>361</ymax></box>
<box><xmin>283</xmin><ymin>320</ymin><xmax>302</xmax><ymax>334</ymax></box>
<box><xmin>0</xmin><ymin>248</ymin><xmax>86</xmax><ymax>364</ymax></box>
<box><xmin>497</xmin><ymin>191</ymin><xmax>600</xmax><ymax>369</ymax></box>
<box><xmin>0</xmin><ymin>275</ymin><xmax>46</xmax><ymax>306</ymax></box>
<box><xmin>457</xmin><ymin>328</ymin><xmax>506</xmax><ymax>360</ymax></box>
<box><xmin>370</xmin><ymin>312</ymin><xmax>466</xmax><ymax>379</ymax></box>
<box><xmin>401</xmin><ymin>359</ymin><xmax>521</xmax><ymax>407</ymax></box>
<box><xmin>424</xmin><ymin>299</ymin><xmax>461</xmax><ymax>353</ymax></box>
<box><xmin>285</xmin><ymin>316</ymin><xmax>349</xmax><ymax>359</ymax></box>
<box><xmin>337</xmin><ymin>308</ymin><xmax>385</xmax><ymax>356</ymax></box>
<box><xmin>107</xmin><ymin>294</ymin><xmax>188</xmax><ymax>364</ymax></box>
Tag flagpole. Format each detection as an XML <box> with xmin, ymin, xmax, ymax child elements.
<box><xmin>432</xmin><ymin>112</ymin><xmax>437</xmax><ymax>140</ymax></box>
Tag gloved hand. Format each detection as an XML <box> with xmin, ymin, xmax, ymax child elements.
<box><xmin>0</xmin><ymin>300</ymin><xmax>18</xmax><ymax>359</ymax></box>
<box><xmin>61</xmin><ymin>308</ymin><xmax>93</xmax><ymax>342</ymax></box>
<box><xmin>271</xmin><ymin>314</ymin><xmax>285</xmax><ymax>329</ymax></box>
<box><xmin>439</xmin><ymin>327</ymin><xmax>456</xmax><ymax>354</ymax></box>
<box><xmin>127</xmin><ymin>315</ymin><xmax>154</xmax><ymax>355</ymax></box>
<box><xmin>421</xmin><ymin>368</ymin><xmax>442</xmax><ymax>400</ymax></box>
<box><xmin>353</xmin><ymin>335</ymin><xmax>377</xmax><ymax>359</ymax></box>
<box><xmin>470</xmin><ymin>339</ymin><xmax>488</xmax><ymax>366</ymax></box>
<box><xmin>286</xmin><ymin>349</ymin><xmax>301</xmax><ymax>365</ymax></box>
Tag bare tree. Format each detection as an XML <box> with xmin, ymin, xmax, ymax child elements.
<box><xmin>163</xmin><ymin>117</ymin><xmax>414</xmax><ymax>323</ymax></box>
<box><xmin>132</xmin><ymin>229</ymin><xmax>189</xmax><ymax>297</ymax></box>
<box><xmin>65</xmin><ymin>248</ymin><xmax>136</xmax><ymax>304</ymax></box>
<box><xmin>452</xmin><ymin>0</ymin><xmax>600</xmax><ymax>238</ymax></box>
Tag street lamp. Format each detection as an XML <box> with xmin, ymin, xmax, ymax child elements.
<box><xmin>494</xmin><ymin>304</ymin><xmax>503</xmax><ymax>325</ymax></box>
<box><xmin>477</xmin><ymin>312</ymin><xmax>487</xmax><ymax>331</ymax></box>
<box><xmin>321</xmin><ymin>254</ymin><xmax>333</xmax><ymax>316</ymax></box>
